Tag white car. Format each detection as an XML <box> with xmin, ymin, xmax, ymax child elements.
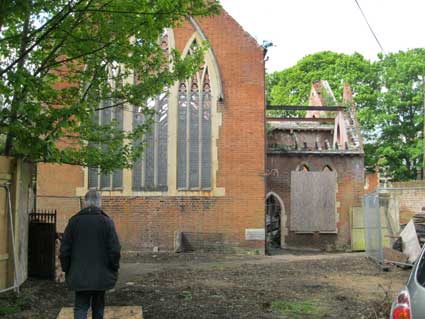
<box><xmin>390</xmin><ymin>245</ymin><xmax>425</xmax><ymax>318</ymax></box>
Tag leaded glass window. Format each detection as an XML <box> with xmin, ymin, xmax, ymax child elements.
<box><xmin>132</xmin><ymin>91</ymin><xmax>168</xmax><ymax>191</ymax></box>
<box><xmin>177</xmin><ymin>57</ymin><xmax>212</xmax><ymax>190</ymax></box>
<box><xmin>88</xmin><ymin>100</ymin><xmax>124</xmax><ymax>189</ymax></box>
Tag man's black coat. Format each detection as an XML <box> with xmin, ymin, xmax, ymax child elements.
<box><xmin>59</xmin><ymin>207</ymin><xmax>121</xmax><ymax>291</ymax></box>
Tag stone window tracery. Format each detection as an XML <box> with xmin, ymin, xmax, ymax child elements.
<box><xmin>86</xmin><ymin>31</ymin><xmax>218</xmax><ymax>194</ymax></box>
<box><xmin>132</xmin><ymin>90</ymin><xmax>168</xmax><ymax>191</ymax></box>
<box><xmin>88</xmin><ymin>99</ymin><xmax>124</xmax><ymax>190</ymax></box>
<box><xmin>177</xmin><ymin>40</ymin><xmax>212</xmax><ymax>190</ymax></box>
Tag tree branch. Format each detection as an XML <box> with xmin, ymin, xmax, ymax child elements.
<box><xmin>43</xmin><ymin>64</ymin><xmax>104</xmax><ymax>142</ymax></box>
<box><xmin>40</xmin><ymin>40</ymin><xmax>114</xmax><ymax>72</ymax></box>
<box><xmin>80</xmin><ymin>65</ymin><xmax>102</xmax><ymax>103</ymax></box>
<box><xmin>38</xmin><ymin>14</ymin><xmax>152</xmax><ymax>74</ymax></box>
<box><xmin>95</xmin><ymin>100</ymin><xmax>127</xmax><ymax>111</ymax></box>
<box><xmin>34</xmin><ymin>0</ymin><xmax>96</xmax><ymax>77</ymax></box>
<box><xmin>72</xmin><ymin>8</ymin><xmax>185</xmax><ymax>15</ymax></box>
<box><xmin>4</xmin><ymin>8</ymin><xmax>31</xmax><ymax>156</ymax></box>
<box><xmin>0</xmin><ymin>0</ymin><xmax>84</xmax><ymax>77</ymax></box>
<box><xmin>0</xmin><ymin>1</ymin><xmax>73</xmax><ymax>43</ymax></box>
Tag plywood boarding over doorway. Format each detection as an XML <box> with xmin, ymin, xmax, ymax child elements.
<box><xmin>290</xmin><ymin>171</ymin><xmax>337</xmax><ymax>232</ymax></box>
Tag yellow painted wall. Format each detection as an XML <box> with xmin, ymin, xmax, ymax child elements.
<box><xmin>351</xmin><ymin>207</ymin><xmax>365</xmax><ymax>251</ymax></box>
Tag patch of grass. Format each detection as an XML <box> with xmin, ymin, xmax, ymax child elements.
<box><xmin>0</xmin><ymin>292</ymin><xmax>32</xmax><ymax>315</ymax></box>
<box><xmin>271</xmin><ymin>299</ymin><xmax>325</xmax><ymax>318</ymax></box>
<box><xmin>208</xmin><ymin>263</ymin><xmax>229</xmax><ymax>271</ymax></box>
<box><xmin>0</xmin><ymin>305</ymin><xmax>20</xmax><ymax>315</ymax></box>
<box><xmin>181</xmin><ymin>290</ymin><xmax>193</xmax><ymax>301</ymax></box>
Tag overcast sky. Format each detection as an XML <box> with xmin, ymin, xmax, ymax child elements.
<box><xmin>219</xmin><ymin>0</ymin><xmax>425</xmax><ymax>73</ymax></box>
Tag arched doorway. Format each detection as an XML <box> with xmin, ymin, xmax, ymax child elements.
<box><xmin>265</xmin><ymin>192</ymin><xmax>285</xmax><ymax>254</ymax></box>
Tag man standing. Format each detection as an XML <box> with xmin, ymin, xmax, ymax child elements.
<box><xmin>60</xmin><ymin>190</ymin><xmax>121</xmax><ymax>319</ymax></box>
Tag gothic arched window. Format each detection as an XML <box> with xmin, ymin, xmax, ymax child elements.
<box><xmin>296</xmin><ymin>164</ymin><xmax>310</xmax><ymax>172</ymax></box>
<box><xmin>88</xmin><ymin>99</ymin><xmax>124</xmax><ymax>190</ymax></box>
<box><xmin>322</xmin><ymin>165</ymin><xmax>333</xmax><ymax>172</ymax></box>
<box><xmin>177</xmin><ymin>41</ymin><xmax>212</xmax><ymax>189</ymax></box>
<box><xmin>132</xmin><ymin>90</ymin><xmax>168</xmax><ymax>191</ymax></box>
<box><xmin>131</xmin><ymin>31</ymin><xmax>169</xmax><ymax>191</ymax></box>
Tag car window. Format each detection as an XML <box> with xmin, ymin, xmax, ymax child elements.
<box><xmin>416</xmin><ymin>252</ymin><xmax>425</xmax><ymax>286</ymax></box>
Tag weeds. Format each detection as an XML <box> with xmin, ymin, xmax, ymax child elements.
<box><xmin>271</xmin><ymin>299</ymin><xmax>325</xmax><ymax>318</ymax></box>
<box><xmin>181</xmin><ymin>290</ymin><xmax>193</xmax><ymax>301</ymax></box>
<box><xmin>208</xmin><ymin>263</ymin><xmax>229</xmax><ymax>271</ymax></box>
<box><xmin>367</xmin><ymin>283</ymin><xmax>394</xmax><ymax>319</ymax></box>
<box><xmin>0</xmin><ymin>293</ymin><xmax>31</xmax><ymax>315</ymax></box>
<box><xmin>0</xmin><ymin>305</ymin><xmax>20</xmax><ymax>315</ymax></box>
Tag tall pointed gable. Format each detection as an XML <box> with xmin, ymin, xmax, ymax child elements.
<box><xmin>307</xmin><ymin>80</ymin><xmax>337</xmax><ymax>118</ymax></box>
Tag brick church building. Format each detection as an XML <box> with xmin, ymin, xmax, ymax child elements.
<box><xmin>37</xmin><ymin>8</ymin><xmax>267</xmax><ymax>252</ymax></box>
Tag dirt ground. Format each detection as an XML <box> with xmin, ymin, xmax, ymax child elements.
<box><xmin>0</xmin><ymin>251</ymin><xmax>409</xmax><ymax>319</ymax></box>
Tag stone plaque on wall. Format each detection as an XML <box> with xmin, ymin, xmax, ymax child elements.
<box><xmin>245</xmin><ymin>228</ymin><xmax>265</xmax><ymax>241</ymax></box>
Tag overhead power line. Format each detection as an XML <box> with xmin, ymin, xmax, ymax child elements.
<box><xmin>354</xmin><ymin>0</ymin><xmax>385</xmax><ymax>53</ymax></box>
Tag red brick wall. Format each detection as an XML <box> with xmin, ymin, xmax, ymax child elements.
<box><xmin>100</xmin><ymin>196</ymin><xmax>263</xmax><ymax>252</ymax></box>
<box><xmin>364</xmin><ymin>170</ymin><xmax>379</xmax><ymax>194</ymax></box>
<box><xmin>37</xmin><ymin>163</ymin><xmax>84</xmax><ymax>231</ymax></box>
<box><xmin>267</xmin><ymin>154</ymin><xmax>364</xmax><ymax>249</ymax></box>
<box><xmin>387</xmin><ymin>181</ymin><xmax>425</xmax><ymax>224</ymax></box>
<box><xmin>37</xmin><ymin>10</ymin><xmax>266</xmax><ymax>252</ymax></box>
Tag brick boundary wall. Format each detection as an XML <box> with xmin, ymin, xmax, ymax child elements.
<box><xmin>387</xmin><ymin>180</ymin><xmax>425</xmax><ymax>224</ymax></box>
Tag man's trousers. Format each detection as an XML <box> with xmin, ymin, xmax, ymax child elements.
<box><xmin>74</xmin><ymin>291</ymin><xmax>105</xmax><ymax>319</ymax></box>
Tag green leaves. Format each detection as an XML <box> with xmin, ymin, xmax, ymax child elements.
<box><xmin>369</xmin><ymin>49</ymin><xmax>425</xmax><ymax>180</ymax></box>
<box><xmin>0</xmin><ymin>0</ymin><xmax>220</xmax><ymax>171</ymax></box>
<box><xmin>267</xmin><ymin>51</ymin><xmax>378</xmax><ymax>117</ymax></box>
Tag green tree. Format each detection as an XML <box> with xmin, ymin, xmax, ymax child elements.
<box><xmin>267</xmin><ymin>51</ymin><xmax>378</xmax><ymax>117</ymax></box>
<box><xmin>365</xmin><ymin>49</ymin><xmax>425</xmax><ymax>180</ymax></box>
<box><xmin>0</xmin><ymin>0</ymin><xmax>219</xmax><ymax>171</ymax></box>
